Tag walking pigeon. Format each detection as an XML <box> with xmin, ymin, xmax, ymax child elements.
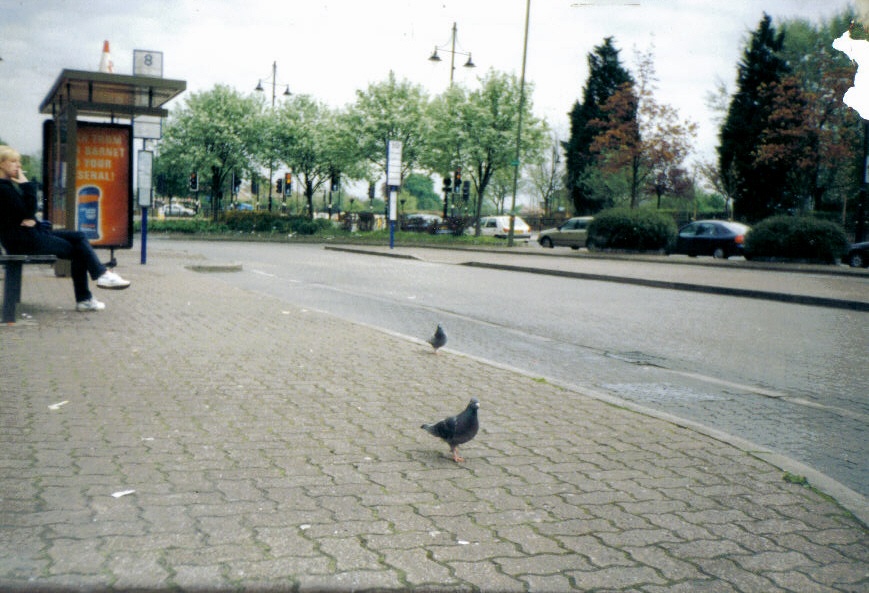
<box><xmin>421</xmin><ymin>398</ymin><xmax>480</xmax><ymax>462</ymax></box>
<box><xmin>428</xmin><ymin>324</ymin><xmax>447</xmax><ymax>354</ymax></box>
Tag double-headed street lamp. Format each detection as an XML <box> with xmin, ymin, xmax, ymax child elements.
<box><xmin>428</xmin><ymin>22</ymin><xmax>476</xmax><ymax>87</ymax></box>
<box><xmin>255</xmin><ymin>61</ymin><xmax>291</xmax><ymax>211</ymax></box>
<box><xmin>255</xmin><ymin>61</ymin><xmax>291</xmax><ymax>106</ymax></box>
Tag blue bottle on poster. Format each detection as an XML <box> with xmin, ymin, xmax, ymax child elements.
<box><xmin>77</xmin><ymin>185</ymin><xmax>101</xmax><ymax>240</ymax></box>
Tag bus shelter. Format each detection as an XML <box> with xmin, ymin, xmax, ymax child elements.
<box><xmin>38</xmin><ymin>69</ymin><xmax>185</xmax><ymax>262</ymax></box>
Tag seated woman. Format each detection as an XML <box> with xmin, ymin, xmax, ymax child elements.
<box><xmin>0</xmin><ymin>145</ymin><xmax>130</xmax><ymax>312</ymax></box>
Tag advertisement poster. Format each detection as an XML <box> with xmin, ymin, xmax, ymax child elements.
<box><xmin>75</xmin><ymin>123</ymin><xmax>133</xmax><ymax>248</ymax></box>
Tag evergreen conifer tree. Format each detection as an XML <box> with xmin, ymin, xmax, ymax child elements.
<box><xmin>564</xmin><ymin>37</ymin><xmax>634</xmax><ymax>215</ymax></box>
<box><xmin>718</xmin><ymin>14</ymin><xmax>791</xmax><ymax>222</ymax></box>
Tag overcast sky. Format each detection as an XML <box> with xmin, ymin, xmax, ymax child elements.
<box><xmin>0</xmin><ymin>0</ymin><xmax>856</xmax><ymax>170</ymax></box>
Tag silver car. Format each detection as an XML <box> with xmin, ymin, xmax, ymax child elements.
<box><xmin>537</xmin><ymin>216</ymin><xmax>593</xmax><ymax>249</ymax></box>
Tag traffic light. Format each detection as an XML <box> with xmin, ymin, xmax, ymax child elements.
<box><xmin>276</xmin><ymin>178</ymin><xmax>283</xmax><ymax>195</ymax></box>
<box><xmin>284</xmin><ymin>172</ymin><xmax>292</xmax><ymax>196</ymax></box>
<box><xmin>368</xmin><ymin>183</ymin><xmax>375</xmax><ymax>200</ymax></box>
<box><xmin>189</xmin><ymin>172</ymin><xmax>198</xmax><ymax>192</ymax></box>
<box><xmin>251</xmin><ymin>178</ymin><xmax>259</xmax><ymax>195</ymax></box>
<box><xmin>462</xmin><ymin>180</ymin><xmax>470</xmax><ymax>200</ymax></box>
<box><xmin>442</xmin><ymin>177</ymin><xmax>452</xmax><ymax>193</ymax></box>
<box><xmin>453</xmin><ymin>167</ymin><xmax>462</xmax><ymax>193</ymax></box>
<box><xmin>232</xmin><ymin>172</ymin><xmax>241</xmax><ymax>195</ymax></box>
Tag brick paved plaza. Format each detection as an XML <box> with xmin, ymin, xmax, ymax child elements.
<box><xmin>1</xmin><ymin>245</ymin><xmax>866</xmax><ymax>592</ymax></box>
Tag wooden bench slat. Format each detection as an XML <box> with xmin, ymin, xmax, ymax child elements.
<box><xmin>0</xmin><ymin>255</ymin><xmax>58</xmax><ymax>263</ymax></box>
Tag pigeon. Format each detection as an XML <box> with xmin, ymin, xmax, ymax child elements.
<box><xmin>428</xmin><ymin>324</ymin><xmax>447</xmax><ymax>354</ymax></box>
<box><xmin>421</xmin><ymin>398</ymin><xmax>480</xmax><ymax>462</ymax></box>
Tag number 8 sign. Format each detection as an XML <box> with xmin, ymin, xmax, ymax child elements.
<box><xmin>133</xmin><ymin>50</ymin><xmax>163</xmax><ymax>77</ymax></box>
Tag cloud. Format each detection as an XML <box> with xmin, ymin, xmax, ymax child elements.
<box><xmin>0</xmin><ymin>0</ymin><xmax>854</xmax><ymax>170</ymax></box>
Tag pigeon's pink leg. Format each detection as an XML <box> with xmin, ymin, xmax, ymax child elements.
<box><xmin>451</xmin><ymin>446</ymin><xmax>465</xmax><ymax>463</ymax></box>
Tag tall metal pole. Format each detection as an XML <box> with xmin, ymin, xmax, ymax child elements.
<box><xmin>507</xmin><ymin>0</ymin><xmax>531</xmax><ymax>247</ymax></box>
<box><xmin>449</xmin><ymin>22</ymin><xmax>457</xmax><ymax>87</ymax></box>
<box><xmin>270</xmin><ymin>61</ymin><xmax>277</xmax><ymax>107</ymax></box>
<box><xmin>267</xmin><ymin>61</ymin><xmax>277</xmax><ymax>212</ymax></box>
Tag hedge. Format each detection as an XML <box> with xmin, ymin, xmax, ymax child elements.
<box><xmin>586</xmin><ymin>208</ymin><xmax>677</xmax><ymax>252</ymax></box>
<box><xmin>744</xmin><ymin>216</ymin><xmax>849</xmax><ymax>263</ymax></box>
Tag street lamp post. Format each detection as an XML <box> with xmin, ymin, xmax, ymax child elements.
<box><xmin>428</xmin><ymin>22</ymin><xmax>476</xmax><ymax>87</ymax></box>
<box><xmin>255</xmin><ymin>61</ymin><xmax>291</xmax><ymax>212</ymax></box>
<box><xmin>508</xmin><ymin>0</ymin><xmax>531</xmax><ymax>247</ymax></box>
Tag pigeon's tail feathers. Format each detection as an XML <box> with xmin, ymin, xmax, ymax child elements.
<box><xmin>421</xmin><ymin>422</ymin><xmax>446</xmax><ymax>439</ymax></box>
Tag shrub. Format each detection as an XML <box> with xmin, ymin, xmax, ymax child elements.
<box><xmin>221</xmin><ymin>212</ymin><xmax>332</xmax><ymax>235</ymax></box>
<box><xmin>744</xmin><ymin>216</ymin><xmax>849</xmax><ymax>263</ymax></box>
<box><xmin>138</xmin><ymin>218</ymin><xmax>227</xmax><ymax>234</ymax></box>
<box><xmin>587</xmin><ymin>208</ymin><xmax>677</xmax><ymax>252</ymax></box>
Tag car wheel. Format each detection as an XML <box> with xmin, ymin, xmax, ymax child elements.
<box><xmin>540</xmin><ymin>236</ymin><xmax>554</xmax><ymax>248</ymax></box>
<box><xmin>849</xmin><ymin>252</ymin><xmax>866</xmax><ymax>268</ymax></box>
<box><xmin>713</xmin><ymin>247</ymin><xmax>726</xmax><ymax>259</ymax></box>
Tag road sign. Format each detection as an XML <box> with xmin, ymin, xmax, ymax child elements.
<box><xmin>387</xmin><ymin>140</ymin><xmax>402</xmax><ymax>187</ymax></box>
<box><xmin>133</xmin><ymin>50</ymin><xmax>163</xmax><ymax>77</ymax></box>
<box><xmin>137</xmin><ymin>150</ymin><xmax>153</xmax><ymax>206</ymax></box>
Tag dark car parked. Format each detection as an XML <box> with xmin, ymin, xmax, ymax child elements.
<box><xmin>401</xmin><ymin>214</ymin><xmax>442</xmax><ymax>233</ymax></box>
<box><xmin>846</xmin><ymin>241</ymin><xmax>869</xmax><ymax>268</ymax></box>
<box><xmin>671</xmin><ymin>220</ymin><xmax>750</xmax><ymax>259</ymax></box>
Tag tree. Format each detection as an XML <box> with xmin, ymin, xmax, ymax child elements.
<box><xmin>346</xmin><ymin>71</ymin><xmax>430</xmax><ymax>192</ymax></box>
<box><xmin>589</xmin><ymin>48</ymin><xmax>697</xmax><ymax>209</ymax></box>
<box><xmin>270</xmin><ymin>95</ymin><xmax>347</xmax><ymax>218</ymax></box>
<box><xmin>428</xmin><ymin>70</ymin><xmax>548</xmax><ymax>232</ymax></box>
<box><xmin>401</xmin><ymin>173</ymin><xmax>442</xmax><ymax>212</ymax></box>
<box><xmin>486</xmin><ymin>168</ymin><xmax>519</xmax><ymax>215</ymax></box>
<box><xmin>157</xmin><ymin>85</ymin><xmax>261</xmax><ymax>220</ymax></box>
<box><xmin>773</xmin><ymin>12</ymin><xmax>862</xmax><ymax>221</ymax></box>
<box><xmin>650</xmin><ymin>167</ymin><xmax>693</xmax><ymax>210</ymax></box>
<box><xmin>528</xmin><ymin>131</ymin><xmax>565</xmax><ymax>216</ymax></box>
<box><xmin>718</xmin><ymin>14</ymin><xmax>790</xmax><ymax>222</ymax></box>
<box><xmin>563</xmin><ymin>37</ymin><xmax>634</xmax><ymax>215</ymax></box>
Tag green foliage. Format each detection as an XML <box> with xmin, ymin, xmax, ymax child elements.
<box><xmin>157</xmin><ymin>85</ymin><xmax>263</xmax><ymax>218</ymax></box>
<box><xmin>139</xmin><ymin>213</ymin><xmax>334</xmax><ymax>236</ymax></box>
<box><xmin>401</xmin><ymin>173</ymin><xmax>441</xmax><ymax>211</ymax></box>
<box><xmin>347</xmin><ymin>71</ymin><xmax>430</xmax><ymax>181</ymax></box>
<box><xmin>426</xmin><ymin>70</ymin><xmax>548</xmax><ymax>229</ymax></box>
<box><xmin>221</xmin><ymin>212</ymin><xmax>332</xmax><ymax>235</ymax></box>
<box><xmin>744</xmin><ymin>216</ymin><xmax>849</xmax><ymax>263</ymax></box>
<box><xmin>586</xmin><ymin>207</ymin><xmax>677</xmax><ymax>251</ymax></box>
<box><xmin>718</xmin><ymin>15</ymin><xmax>790</xmax><ymax>222</ymax></box>
<box><xmin>139</xmin><ymin>218</ymin><xmax>227</xmax><ymax>234</ymax></box>
<box><xmin>564</xmin><ymin>37</ymin><xmax>635</xmax><ymax>215</ymax></box>
<box><xmin>269</xmin><ymin>95</ymin><xmax>352</xmax><ymax>218</ymax></box>
<box><xmin>783</xmin><ymin>472</ymin><xmax>808</xmax><ymax>486</ymax></box>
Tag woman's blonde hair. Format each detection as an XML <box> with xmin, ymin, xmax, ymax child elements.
<box><xmin>0</xmin><ymin>145</ymin><xmax>21</xmax><ymax>165</ymax></box>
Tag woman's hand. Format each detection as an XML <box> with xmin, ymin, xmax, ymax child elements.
<box><xmin>20</xmin><ymin>219</ymin><xmax>37</xmax><ymax>228</ymax></box>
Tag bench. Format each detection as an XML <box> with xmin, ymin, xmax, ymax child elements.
<box><xmin>1</xmin><ymin>254</ymin><xmax>58</xmax><ymax>323</ymax></box>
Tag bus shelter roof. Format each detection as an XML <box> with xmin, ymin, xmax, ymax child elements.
<box><xmin>39</xmin><ymin>69</ymin><xmax>186</xmax><ymax>118</ymax></box>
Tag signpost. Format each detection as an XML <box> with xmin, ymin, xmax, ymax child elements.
<box><xmin>137</xmin><ymin>150</ymin><xmax>153</xmax><ymax>264</ymax></box>
<box><xmin>133</xmin><ymin>50</ymin><xmax>166</xmax><ymax>264</ymax></box>
<box><xmin>386</xmin><ymin>140</ymin><xmax>402</xmax><ymax>249</ymax></box>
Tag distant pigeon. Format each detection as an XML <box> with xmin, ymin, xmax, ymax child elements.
<box><xmin>421</xmin><ymin>398</ymin><xmax>480</xmax><ymax>462</ymax></box>
<box><xmin>428</xmin><ymin>324</ymin><xmax>447</xmax><ymax>354</ymax></box>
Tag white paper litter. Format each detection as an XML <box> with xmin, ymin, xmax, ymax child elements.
<box><xmin>48</xmin><ymin>401</ymin><xmax>69</xmax><ymax>410</ymax></box>
<box><xmin>112</xmin><ymin>489</ymin><xmax>136</xmax><ymax>498</ymax></box>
